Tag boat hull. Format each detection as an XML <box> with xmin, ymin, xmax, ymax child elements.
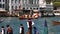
<box><xmin>53</xmin><ymin>21</ymin><xmax>60</xmax><ymax>26</ymax></box>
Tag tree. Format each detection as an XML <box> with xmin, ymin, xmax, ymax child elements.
<box><xmin>53</xmin><ymin>2</ymin><xmax>60</xmax><ymax>7</ymax></box>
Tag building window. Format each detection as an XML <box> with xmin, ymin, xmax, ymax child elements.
<box><xmin>15</xmin><ymin>0</ymin><xmax>17</xmax><ymax>3</ymax></box>
<box><xmin>29</xmin><ymin>0</ymin><xmax>33</xmax><ymax>4</ymax></box>
<box><xmin>0</xmin><ymin>0</ymin><xmax>1</xmax><ymax>2</ymax></box>
<box><xmin>12</xmin><ymin>6</ymin><xmax>13</xmax><ymax>10</ymax></box>
<box><xmin>19</xmin><ymin>0</ymin><xmax>20</xmax><ymax>3</ymax></box>
<box><xmin>23</xmin><ymin>7</ymin><xmax>25</xmax><ymax>9</ymax></box>
<box><xmin>3</xmin><ymin>4</ymin><xmax>4</xmax><ymax>8</ymax></box>
<box><xmin>12</xmin><ymin>0</ymin><xmax>13</xmax><ymax>1</ymax></box>
<box><xmin>11</xmin><ymin>0</ymin><xmax>13</xmax><ymax>3</ymax></box>
<box><xmin>15</xmin><ymin>6</ymin><xmax>17</xmax><ymax>10</ymax></box>
<box><xmin>33</xmin><ymin>8</ymin><xmax>35</xmax><ymax>9</ymax></box>
<box><xmin>33</xmin><ymin>0</ymin><xmax>36</xmax><ymax>4</ymax></box>
<box><xmin>27</xmin><ymin>7</ymin><xmax>28</xmax><ymax>9</ymax></box>
<box><xmin>36</xmin><ymin>8</ymin><xmax>38</xmax><ymax>10</ymax></box>
<box><xmin>19</xmin><ymin>6</ymin><xmax>20</xmax><ymax>9</ymax></box>
<box><xmin>30</xmin><ymin>8</ymin><xmax>32</xmax><ymax>9</ymax></box>
<box><xmin>53</xmin><ymin>7</ymin><xmax>57</xmax><ymax>10</ymax></box>
<box><xmin>0</xmin><ymin>4</ymin><xmax>2</xmax><ymax>8</ymax></box>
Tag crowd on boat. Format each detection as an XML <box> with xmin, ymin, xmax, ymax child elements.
<box><xmin>19</xmin><ymin>13</ymin><xmax>39</xmax><ymax>19</ymax></box>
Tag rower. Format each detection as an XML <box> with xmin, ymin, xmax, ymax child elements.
<box><xmin>27</xmin><ymin>19</ymin><xmax>34</xmax><ymax>34</ymax></box>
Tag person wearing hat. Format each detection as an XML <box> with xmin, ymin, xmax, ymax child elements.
<box><xmin>1</xmin><ymin>26</ymin><xmax>5</xmax><ymax>34</ymax></box>
<box><xmin>19</xmin><ymin>24</ymin><xmax>24</xmax><ymax>34</ymax></box>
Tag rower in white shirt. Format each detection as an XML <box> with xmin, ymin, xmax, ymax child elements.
<box><xmin>1</xmin><ymin>26</ymin><xmax>5</xmax><ymax>34</ymax></box>
<box><xmin>19</xmin><ymin>24</ymin><xmax>24</xmax><ymax>34</ymax></box>
<box><xmin>27</xmin><ymin>19</ymin><xmax>34</xmax><ymax>28</ymax></box>
<box><xmin>26</xmin><ymin>19</ymin><xmax>34</xmax><ymax>34</ymax></box>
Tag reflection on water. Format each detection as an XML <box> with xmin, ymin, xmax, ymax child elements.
<box><xmin>0</xmin><ymin>17</ymin><xmax>60</xmax><ymax>34</ymax></box>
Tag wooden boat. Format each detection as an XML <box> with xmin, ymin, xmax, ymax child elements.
<box><xmin>18</xmin><ymin>16</ymin><xmax>38</xmax><ymax>20</ymax></box>
<box><xmin>18</xmin><ymin>14</ymin><xmax>39</xmax><ymax>20</ymax></box>
<box><xmin>53</xmin><ymin>21</ymin><xmax>60</xmax><ymax>26</ymax></box>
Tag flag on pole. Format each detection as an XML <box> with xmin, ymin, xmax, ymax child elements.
<box><xmin>43</xmin><ymin>19</ymin><xmax>48</xmax><ymax>34</ymax></box>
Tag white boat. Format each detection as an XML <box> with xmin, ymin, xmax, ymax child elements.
<box><xmin>54</xmin><ymin>13</ymin><xmax>60</xmax><ymax>16</ymax></box>
<box><xmin>53</xmin><ymin>10</ymin><xmax>60</xmax><ymax>16</ymax></box>
<box><xmin>47</xmin><ymin>13</ymin><xmax>55</xmax><ymax>16</ymax></box>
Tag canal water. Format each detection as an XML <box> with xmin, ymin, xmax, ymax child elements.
<box><xmin>0</xmin><ymin>17</ymin><xmax>60</xmax><ymax>34</ymax></box>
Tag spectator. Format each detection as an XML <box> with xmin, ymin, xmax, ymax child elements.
<box><xmin>1</xmin><ymin>26</ymin><xmax>5</xmax><ymax>34</ymax></box>
<box><xmin>6</xmin><ymin>25</ymin><xmax>13</xmax><ymax>34</ymax></box>
<box><xmin>19</xmin><ymin>24</ymin><xmax>24</xmax><ymax>34</ymax></box>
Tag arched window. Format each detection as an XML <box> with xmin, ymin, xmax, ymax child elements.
<box><xmin>3</xmin><ymin>0</ymin><xmax>4</xmax><ymax>2</ymax></box>
<box><xmin>29</xmin><ymin>0</ymin><xmax>33</xmax><ymax>4</ymax></box>
<box><xmin>15</xmin><ymin>6</ymin><xmax>17</xmax><ymax>10</ymax></box>
<box><xmin>23</xmin><ymin>7</ymin><xmax>25</xmax><ymax>10</ymax></box>
<box><xmin>36</xmin><ymin>8</ymin><xmax>38</xmax><ymax>10</ymax></box>
<box><xmin>30</xmin><ymin>8</ymin><xmax>32</xmax><ymax>9</ymax></box>
<box><xmin>33</xmin><ymin>8</ymin><xmax>35</xmax><ymax>9</ymax></box>
<box><xmin>2</xmin><ymin>4</ymin><xmax>4</xmax><ymax>8</ymax></box>
<box><xmin>0</xmin><ymin>4</ymin><xmax>2</xmax><ymax>8</ymax></box>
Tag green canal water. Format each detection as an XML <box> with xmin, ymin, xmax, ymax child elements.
<box><xmin>0</xmin><ymin>17</ymin><xmax>60</xmax><ymax>34</ymax></box>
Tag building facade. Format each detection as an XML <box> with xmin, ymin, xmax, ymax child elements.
<box><xmin>0</xmin><ymin>0</ymin><xmax>53</xmax><ymax>15</ymax></box>
<box><xmin>20</xmin><ymin>0</ymin><xmax>46</xmax><ymax>10</ymax></box>
<box><xmin>9</xmin><ymin>0</ymin><xmax>21</xmax><ymax>14</ymax></box>
<box><xmin>0</xmin><ymin>0</ymin><xmax>5</xmax><ymax>10</ymax></box>
<box><xmin>0</xmin><ymin>0</ymin><xmax>9</xmax><ymax>11</ymax></box>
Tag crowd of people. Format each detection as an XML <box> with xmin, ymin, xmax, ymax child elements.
<box><xmin>20</xmin><ymin>19</ymin><xmax>39</xmax><ymax>34</ymax></box>
<box><xmin>0</xmin><ymin>25</ymin><xmax>13</xmax><ymax>34</ymax></box>
<box><xmin>0</xmin><ymin>19</ymin><xmax>39</xmax><ymax>34</ymax></box>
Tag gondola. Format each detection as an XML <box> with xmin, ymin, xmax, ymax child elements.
<box><xmin>18</xmin><ymin>15</ymin><xmax>39</xmax><ymax>20</ymax></box>
<box><xmin>53</xmin><ymin>21</ymin><xmax>60</xmax><ymax>26</ymax></box>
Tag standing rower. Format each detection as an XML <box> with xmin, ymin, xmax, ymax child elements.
<box><xmin>27</xmin><ymin>19</ymin><xmax>34</xmax><ymax>34</ymax></box>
